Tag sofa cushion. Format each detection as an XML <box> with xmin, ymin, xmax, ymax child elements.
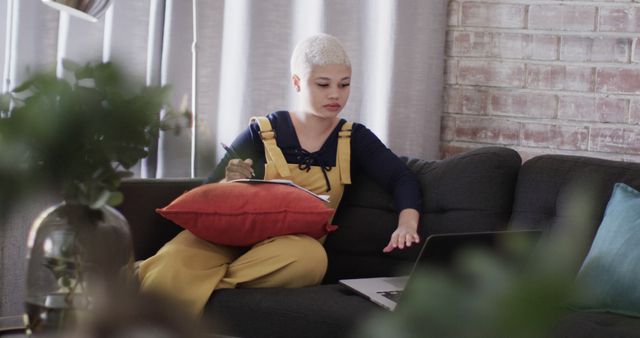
<box><xmin>204</xmin><ymin>285</ymin><xmax>381</xmax><ymax>338</ymax></box>
<box><xmin>324</xmin><ymin>147</ymin><xmax>521</xmax><ymax>282</ymax></box>
<box><xmin>156</xmin><ymin>182</ymin><xmax>336</xmax><ymax>246</ymax></box>
<box><xmin>552</xmin><ymin>311</ymin><xmax>640</xmax><ymax>338</ymax></box>
<box><xmin>573</xmin><ymin>183</ymin><xmax>640</xmax><ymax>317</ymax></box>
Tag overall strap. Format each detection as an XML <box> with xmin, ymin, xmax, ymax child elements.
<box><xmin>250</xmin><ymin>116</ymin><xmax>291</xmax><ymax>177</ymax></box>
<box><xmin>337</xmin><ymin>121</ymin><xmax>353</xmax><ymax>185</ymax></box>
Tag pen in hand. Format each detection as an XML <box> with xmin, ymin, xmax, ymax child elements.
<box><xmin>221</xmin><ymin>142</ymin><xmax>255</xmax><ymax>177</ymax></box>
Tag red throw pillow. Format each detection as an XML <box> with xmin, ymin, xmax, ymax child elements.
<box><xmin>156</xmin><ymin>182</ymin><xmax>337</xmax><ymax>246</ymax></box>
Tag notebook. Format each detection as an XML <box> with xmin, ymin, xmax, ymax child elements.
<box><xmin>230</xmin><ymin>178</ymin><xmax>330</xmax><ymax>202</ymax></box>
<box><xmin>339</xmin><ymin>229</ymin><xmax>542</xmax><ymax>311</ymax></box>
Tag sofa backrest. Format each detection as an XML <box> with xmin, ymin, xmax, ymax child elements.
<box><xmin>323</xmin><ymin>147</ymin><xmax>522</xmax><ymax>283</ymax></box>
<box><xmin>117</xmin><ymin>178</ymin><xmax>202</xmax><ymax>260</ymax></box>
<box><xmin>510</xmin><ymin>154</ymin><xmax>640</xmax><ymax>229</ymax></box>
<box><xmin>509</xmin><ymin>154</ymin><xmax>640</xmax><ymax>262</ymax></box>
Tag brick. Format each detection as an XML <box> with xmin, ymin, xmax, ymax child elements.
<box><xmin>560</xmin><ymin>36</ymin><xmax>592</xmax><ymax>62</ymax></box>
<box><xmin>592</xmin><ymin>37</ymin><xmax>631</xmax><ymax>62</ymax></box>
<box><xmin>590</xmin><ymin>127</ymin><xmax>625</xmax><ymax>153</ymax></box>
<box><xmin>461</xmin><ymin>2</ymin><xmax>525</xmax><ymax>28</ymax></box>
<box><xmin>565</xmin><ymin>66</ymin><xmax>595</xmax><ymax>92</ymax></box>
<box><xmin>526</xmin><ymin>64</ymin><xmax>564</xmax><ymax>90</ymax></box>
<box><xmin>630</xmin><ymin>99</ymin><xmax>640</xmax><ymax>124</ymax></box>
<box><xmin>529</xmin><ymin>5</ymin><xmax>596</xmax><ymax>31</ymax></box>
<box><xmin>561</xmin><ymin>36</ymin><xmax>630</xmax><ymax>62</ymax></box>
<box><xmin>596</xmin><ymin>67</ymin><xmax>640</xmax><ymax>94</ymax></box>
<box><xmin>445</xmin><ymin>59</ymin><xmax>457</xmax><ymax>84</ymax></box>
<box><xmin>526</xmin><ymin>64</ymin><xmax>594</xmax><ymax>91</ymax></box>
<box><xmin>491</xmin><ymin>33</ymin><xmax>528</xmax><ymax>59</ymax></box>
<box><xmin>444</xmin><ymin>87</ymin><xmax>462</xmax><ymax>113</ymax></box>
<box><xmin>564</xmin><ymin>66</ymin><xmax>594</xmax><ymax>92</ymax></box>
<box><xmin>558</xmin><ymin>96</ymin><xmax>596</xmax><ymax>121</ymax></box>
<box><xmin>591</xmin><ymin>37</ymin><xmax>632</xmax><ymax>62</ymax></box>
<box><xmin>449</xmin><ymin>31</ymin><xmax>492</xmax><ymax>57</ymax></box>
<box><xmin>462</xmin><ymin>88</ymin><xmax>490</xmax><ymax>115</ymax></box>
<box><xmin>590</xmin><ymin>126</ymin><xmax>640</xmax><ymax>154</ymax></box>
<box><xmin>599</xmin><ymin>7</ymin><xmax>640</xmax><ymax>33</ymax></box>
<box><xmin>521</xmin><ymin>123</ymin><xmax>589</xmax><ymax>150</ymax></box>
<box><xmin>455</xmin><ymin>116</ymin><xmax>520</xmax><ymax>144</ymax></box>
<box><xmin>529</xmin><ymin>35</ymin><xmax>559</xmax><ymax>61</ymax></box>
<box><xmin>488</xmin><ymin>33</ymin><xmax>558</xmax><ymax>60</ymax></box>
<box><xmin>441</xmin><ymin>116</ymin><xmax>456</xmax><ymax>142</ymax></box>
<box><xmin>633</xmin><ymin>38</ymin><xmax>640</xmax><ymax>62</ymax></box>
<box><xmin>458</xmin><ymin>60</ymin><xmax>525</xmax><ymax>88</ymax></box>
<box><xmin>490</xmin><ymin>91</ymin><xmax>556</xmax><ymax>118</ymax></box>
<box><xmin>596</xmin><ymin>97</ymin><xmax>628</xmax><ymax>123</ymax></box>
<box><xmin>448</xmin><ymin>1</ymin><xmax>460</xmax><ymax>26</ymax></box>
<box><xmin>446</xmin><ymin>30</ymin><xmax>454</xmax><ymax>56</ymax></box>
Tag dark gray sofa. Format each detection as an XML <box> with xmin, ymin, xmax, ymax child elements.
<box><xmin>112</xmin><ymin>146</ymin><xmax>640</xmax><ymax>338</ymax></box>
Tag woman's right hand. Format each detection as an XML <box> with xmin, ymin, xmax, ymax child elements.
<box><xmin>224</xmin><ymin>158</ymin><xmax>254</xmax><ymax>181</ymax></box>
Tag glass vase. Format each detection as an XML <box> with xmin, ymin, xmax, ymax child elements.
<box><xmin>24</xmin><ymin>201</ymin><xmax>134</xmax><ymax>336</ymax></box>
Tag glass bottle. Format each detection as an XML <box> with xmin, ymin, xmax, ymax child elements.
<box><xmin>24</xmin><ymin>202</ymin><xmax>133</xmax><ymax>336</ymax></box>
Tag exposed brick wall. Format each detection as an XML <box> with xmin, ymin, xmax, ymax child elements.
<box><xmin>442</xmin><ymin>0</ymin><xmax>640</xmax><ymax>162</ymax></box>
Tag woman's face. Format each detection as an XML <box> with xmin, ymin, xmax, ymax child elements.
<box><xmin>294</xmin><ymin>64</ymin><xmax>351</xmax><ymax>120</ymax></box>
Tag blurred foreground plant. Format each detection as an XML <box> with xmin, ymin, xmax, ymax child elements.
<box><xmin>357</xmin><ymin>182</ymin><xmax>599</xmax><ymax>338</ymax></box>
<box><xmin>0</xmin><ymin>60</ymin><xmax>190</xmax><ymax>217</ymax></box>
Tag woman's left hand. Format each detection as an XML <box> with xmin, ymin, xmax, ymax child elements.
<box><xmin>383</xmin><ymin>224</ymin><xmax>420</xmax><ymax>253</ymax></box>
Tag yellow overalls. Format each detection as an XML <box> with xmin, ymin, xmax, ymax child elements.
<box><xmin>138</xmin><ymin>116</ymin><xmax>353</xmax><ymax>316</ymax></box>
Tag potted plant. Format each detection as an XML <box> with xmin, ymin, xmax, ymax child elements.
<box><xmin>0</xmin><ymin>60</ymin><xmax>190</xmax><ymax>336</ymax></box>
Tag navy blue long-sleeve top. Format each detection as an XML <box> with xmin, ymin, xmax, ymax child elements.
<box><xmin>207</xmin><ymin>111</ymin><xmax>422</xmax><ymax>213</ymax></box>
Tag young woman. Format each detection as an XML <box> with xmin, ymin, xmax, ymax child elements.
<box><xmin>138</xmin><ymin>33</ymin><xmax>422</xmax><ymax>316</ymax></box>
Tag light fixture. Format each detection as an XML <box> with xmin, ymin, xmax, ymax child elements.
<box><xmin>41</xmin><ymin>0</ymin><xmax>112</xmax><ymax>23</ymax></box>
<box><xmin>191</xmin><ymin>0</ymin><xmax>198</xmax><ymax>177</ymax></box>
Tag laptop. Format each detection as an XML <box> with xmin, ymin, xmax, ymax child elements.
<box><xmin>339</xmin><ymin>230</ymin><xmax>542</xmax><ymax>311</ymax></box>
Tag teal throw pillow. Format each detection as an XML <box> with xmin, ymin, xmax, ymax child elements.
<box><xmin>574</xmin><ymin>183</ymin><xmax>640</xmax><ymax>317</ymax></box>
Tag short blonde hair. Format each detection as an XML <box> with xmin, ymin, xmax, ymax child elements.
<box><xmin>290</xmin><ymin>33</ymin><xmax>351</xmax><ymax>77</ymax></box>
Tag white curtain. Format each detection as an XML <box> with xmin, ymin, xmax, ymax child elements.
<box><xmin>189</xmin><ymin>0</ymin><xmax>448</xmax><ymax>177</ymax></box>
<box><xmin>0</xmin><ymin>0</ymin><xmax>447</xmax><ymax>178</ymax></box>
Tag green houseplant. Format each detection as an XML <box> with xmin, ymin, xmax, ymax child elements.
<box><xmin>0</xmin><ymin>60</ymin><xmax>189</xmax><ymax>209</ymax></box>
<box><xmin>0</xmin><ymin>60</ymin><xmax>190</xmax><ymax>336</ymax></box>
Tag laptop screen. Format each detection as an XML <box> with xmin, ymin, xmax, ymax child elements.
<box><xmin>405</xmin><ymin>230</ymin><xmax>543</xmax><ymax>282</ymax></box>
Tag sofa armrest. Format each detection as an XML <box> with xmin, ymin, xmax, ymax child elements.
<box><xmin>117</xmin><ymin>178</ymin><xmax>203</xmax><ymax>260</ymax></box>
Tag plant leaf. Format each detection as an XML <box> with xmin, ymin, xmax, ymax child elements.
<box><xmin>89</xmin><ymin>189</ymin><xmax>111</xmax><ymax>210</ymax></box>
<box><xmin>0</xmin><ymin>59</ymin><xmax>190</xmax><ymax>212</ymax></box>
<box><xmin>62</xmin><ymin>59</ymin><xmax>81</xmax><ymax>72</ymax></box>
<box><xmin>0</xmin><ymin>93</ymin><xmax>11</xmax><ymax>112</ymax></box>
<box><xmin>107</xmin><ymin>191</ymin><xmax>124</xmax><ymax>207</ymax></box>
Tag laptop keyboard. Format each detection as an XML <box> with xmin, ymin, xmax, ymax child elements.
<box><xmin>384</xmin><ymin>276</ymin><xmax>409</xmax><ymax>288</ymax></box>
<box><xmin>377</xmin><ymin>290</ymin><xmax>402</xmax><ymax>302</ymax></box>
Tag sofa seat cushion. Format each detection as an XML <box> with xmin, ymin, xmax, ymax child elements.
<box><xmin>552</xmin><ymin>311</ymin><xmax>640</xmax><ymax>338</ymax></box>
<box><xmin>204</xmin><ymin>284</ymin><xmax>381</xmax><ymax>338</ymax></box>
